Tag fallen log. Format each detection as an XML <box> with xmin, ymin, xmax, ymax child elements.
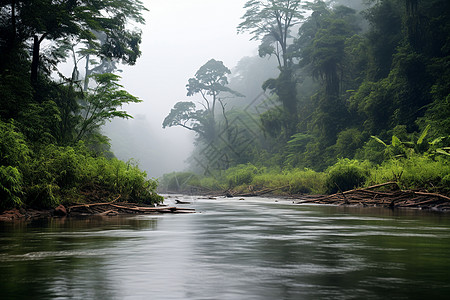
<box><xmin>413</xmin><ymin>191</ymin><xmax>450</xmax><ymax>202</ymax></box>
<box><xmin>294</xmin><ymin>183</ymin><xmax>449</xmax><ymax>211</ymax></box>
<box><xmin>175</xmin><ymin>200</ymin><xmax>191</xmax><ymax>204</ymax></box>
<box><xmin>68</xmin><ymin>201</ymin><xmax>195</xmax><ymax>216</ymax></box>
<box><xmin>230</xmin><ymin>185</ymin><xmax>291</xmax><ymax>197</ymax></box>
<box><xmin>68</xmin><ymin>195</ymin><xmax>121</xmax><ymax>212</ymax></box>
<box><xmin>364</xmin><ymin>182</ymin><xmax>400</xmax><ymax>190</ymax></box>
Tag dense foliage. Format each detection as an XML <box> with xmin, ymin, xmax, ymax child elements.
<box><xmin>163</xmin><ymin>0</ymin><xmax>449</xmax><ymax>195</ymax></box>
<box><xmin>0</xmin><ymin>0</ymin><xmax>162</xmax><ymax>210</ymax></box>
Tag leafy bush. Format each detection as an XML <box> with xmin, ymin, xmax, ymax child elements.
<box><xmin>30</xmin><ymin>144</ymin><xmax>84</xmax><ymax>188</ymax></box>
<box><xmin>325</xmin><ymin>159</ymin><xmax>371</xmax><ymax>193</ymax></box>
<box><xmin>287</xmin><ymin>169</ymin><xmax>327</xmax><ymax>194</ymax></box>
<box><xmin>0</xmin><ymin>120</ymin><xmax>31</xmax><ymax>167</ymax></box>
<box><xmin>441</xmin><ymin>175</ymin><xmax>450</xmax><ymax>192</ymax></box>
<box><xmin>109</xmin><ymin>159</ymin><xmax>163</xmax><ymax>204</ymax></box>
<box><xmin>159</xmin><ymin>172</ymin><xmax>201</xmax><ymax>192</ymax></box>
<box><xmin>251</xmin><ymin>168</ymin><xmax>326</xmax><ymax>195</ymax></box>
<box><xmin>22</xmin><ymin>143</ymin><xmax>163</xmax><ymax>207</ymax></box>
<box><xmin>334</xmin><ymin>128</ymin><xmax>364</xmax><ymax>159</ymax></box>
<box><xmin>198</xmin><ymin>176</ymin><xmax>223</xmax><ymax>191</ymax></box>
<box><xmin>354</xmin><ymin>138</ymin><xmax>385</xmax><ymax>164</ymax></box>
<box><xmin>368</xmin><ymin>155</ymin><xmax>450</xmax><ymax>191</ymax></box>
<box><xmin>0</xmin><ymin>121</ymin><xmax>29</xmax><ymax>209</ymax></box>
<box><xmin>0</xmin><ymin>166</ymin><xmax>23</xmax><ymax>209</ymax></box>
<box><xmin>225</xmin><ymin>163</ymin><xmax>260</xmax><ymax>188</ymax></box>
<box><xmin>26</xmin><ymin>184</ymin><xmax>60</xmax><ymax>208</ymax></box>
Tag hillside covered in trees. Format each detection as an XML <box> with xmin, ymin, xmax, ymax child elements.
<box><xmin>161</xmin><ymin>0</ymin><xmax>450</xmax><ymax>196</ymax></box>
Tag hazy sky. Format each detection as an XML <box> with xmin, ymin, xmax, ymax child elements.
<box><xmin>103</xmin><ymin>0</ymin><xmax>260</xmax><ymax>178</ymax></box>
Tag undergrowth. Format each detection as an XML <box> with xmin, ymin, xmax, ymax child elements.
<box><xmin>0</xmin><ymin>120</ymin><xmax>162</xmax><ymax>210</ymax></box>
<box><xmin>160</xmin><ymin>156</ymin><xmax>449</xmax><ymax>196</ymax></box>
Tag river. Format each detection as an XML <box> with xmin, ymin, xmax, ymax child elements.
<box><xmin>1</xmin><ymin>196</ymin><xmax>450</xmax><ymax>299</ymax></box>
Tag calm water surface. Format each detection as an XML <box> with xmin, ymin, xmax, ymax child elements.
<box><xmin>1</xmin><ymin>196</ymin><xmax>450</xmax><ymax>299</ymax></box>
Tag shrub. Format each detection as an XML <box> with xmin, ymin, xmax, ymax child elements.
<box><xmin>225</xmin><ymin>163</ymin><xmax>260</xmax><ymax>188</ymax></box>
<box><xmin>26</xmin><ymin>184</ymin><xmax>60</xmax><ymax>208</ymax></box>
<box><xmin>159</xmin><ymin>172</ymin><xmax>201</xmax><ymax>192</ymax></box>
<box><xmin>0</xmin><ymin>120</ymin><xmax>31</xmax><ymax>167</ymax></box>
<box><xmin>112</xmin><ymin>159</ymin><xmax>163</xmax><ymax>203</ymax></box>
<box><xmin>441</xmin><ymin>175</ymin><xmax>450</xmax><ymax>192</ymax></box>
<box><xmin>354</xmin><ymin>138</ymin><xmax>385</xmax><ymax>164</ymax></box>
<box><xmin>25</xmin><ymin>143</ymin><xmax>163</xmax><ymax>206</ymax></box>
<box><xmin>334</xmin><ymin>128</ymin><xmax>364</xmax><ymax>159</ymax></box>
<box><xmin>287</xmin><ymin>169</ymin><xmax>327</xmax><ymax>194</ymax></box>
<box><xmin>199</xmin><ymin>176</ymin><xmax>223</xmax><ymax>191</ymax></box>
<box><xmin>325</xmin><ymin>159</ymin><xmax>371</xmax><ymax>193</ymax></box>
<box><xmin>368</xmin><ymin>155</ymin><xmax>450</xmax><ymax>191</ymax></box>
<box><xmin>251</xmin><ymin>168</ymin><xmax>327</xmax><ymax>195</ymax></box>
<box><xmin>0</xmin><ymin>166</ymin><xmax>24</xmax><ymax>209</ymax></box>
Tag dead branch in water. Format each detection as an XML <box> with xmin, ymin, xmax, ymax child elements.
<box><xmin>228</xmin><ymin>185</ymin><xmax>291</xmax><ymax>197</ymax></box>
<box><xmin>67</xmin><ymin>197</ymin><xmax>195</xmax><ymax>216</ymax></box>
<box><xmin>68</xmin><ymin>195</ymin><xmax>121</xmax><ymax>212</ymax></box>
<box><xmin>294</xmin><ymin>183</ymin><xmax>450</xmax><ymax>211</ymax></box>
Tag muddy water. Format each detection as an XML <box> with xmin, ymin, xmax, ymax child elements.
<box><xmin>1</xmin><ymin>196</ymin><xmax>450</xmax><ymax>299</ymax></box>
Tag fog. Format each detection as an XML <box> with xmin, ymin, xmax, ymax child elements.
<box><xmin>103</xmin><ymin>0</ymin><xmax>260</xmax><ymax>178</ymax></box>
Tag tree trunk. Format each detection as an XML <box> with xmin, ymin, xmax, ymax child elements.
<box><xmin>30</xmin><ymin>35</ymin><xmax>40</xmax><ymax>83</ymax></box>
<box><xmin>11</xmin><ymin>0</ymin><xmax>16</xmax><ymax>46</ymax></box>
<box><xmin>30</xmin><ymin>33</ymin><xmax>48</xmax><ymax>84</ymax></box>
<box><xmin>84</xmin><ymin>53</ymin><xmax>90</xmax><ymax>91</ymax></box>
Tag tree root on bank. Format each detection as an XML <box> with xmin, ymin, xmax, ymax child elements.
<box><xmin>294</xmin><ymin>182</ymin><xmax>450</xmax><ymax>211</ymax></box>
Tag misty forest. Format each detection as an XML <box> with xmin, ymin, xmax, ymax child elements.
<box><xmin>1</xmin><ymin>0</ymin><xmax>450</xmax><ymax>210</ymax></box>
<box><xmin>2</xmin><ymin>1</ymin><xmax>450</xmax><ymax>299</ymax></box>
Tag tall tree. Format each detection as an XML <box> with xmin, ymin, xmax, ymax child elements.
<box><xmin>75</xmin><ymin>73</ymin><xmax>142</xmax><ymax>143</ymax></box>
<box><xmin>238</xmin><ymin>0</ymin><xmax>304</xmax><ymax>69</ymax></box>
<box><xmin>0</xmin><ymin>0</ymin><xmax>146</xmax><ymax>85</ymax></box>
<box><xmin>238</xmin><ymin>0</ymin><xmax>304</xmax><ymax>137</ymax></box>
<box><xmin>291</xmin><ymin>3</ymin><xmax>360</xmax><ymax>145</ymax></box>
<box><xmin>163</xmin><ymin>59</ymin><xmax>242</xmax><ymax>143</ymax></box>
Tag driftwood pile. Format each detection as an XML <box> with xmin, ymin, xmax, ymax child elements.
<box><xmin>68</xmin><ymin>196</ymin><xmax>195</xmax><ymax>216</ymax></box>
<box><xmin>295</xmin><ymin>182</ymin><xmax>450</xmax><ymax>211</ymax></box>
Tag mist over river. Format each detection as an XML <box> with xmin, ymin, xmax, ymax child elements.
<box><xmin>1</xmin><ymin>196</ymin><xmax>450</xmax><ymax>299</ymax></box>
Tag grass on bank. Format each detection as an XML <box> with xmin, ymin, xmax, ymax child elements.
<box><xmin>159</xmin><ymin>156</ymin><xmax>450</xmax><ymax>196</ymax></box>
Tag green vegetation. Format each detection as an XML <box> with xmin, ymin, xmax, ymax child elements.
<box><xmin>162</xmin><ymin>0</ymin><xmax>449</xmax><ymax>196</ymax></box>
<box><xmin>0</xmin><ymin>0</ymin><xmax>162</xmax><ymax>210</ymax></box>
<box><xmin>2</xmin><ymin>0</ymin><xmax>449</xmax><ymax>209</ymax></box>
<box><xmin>160</xmin><ymin>153</ymin><xmax>449</xmax><ymax>196</ymax></box>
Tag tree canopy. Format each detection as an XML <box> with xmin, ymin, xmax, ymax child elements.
<box><xmin>163</xmin><ymin>59</ymin><xmax>243</xmax><ymax>143</ymax></box>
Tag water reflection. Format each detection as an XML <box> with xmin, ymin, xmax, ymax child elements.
<box><xmin>1</xmin><ymin>198</ymin><xmax>450</xmax><ymax>299</ymax></box>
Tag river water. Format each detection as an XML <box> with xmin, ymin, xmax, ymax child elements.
<box><xmin>1</xmin><ymin>196</ymin><xmax>450</xmax><ymax>300</ymax></box>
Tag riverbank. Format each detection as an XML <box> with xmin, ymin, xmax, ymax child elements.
<box><xmin>0</xmin><ymin>201</ymin><xmax>195</xmax><ymax>222</ymax></box>
<box><xmin>3</xmin><ymin>183</ymin><xmax>449</xmax><ymax>222</ymax></box>
<box><xmin>292</xmin><ymin>184</ymin><xmax>450</xmax><ymax>212</ymax></box>
<box><xmin>217</xmin><ymin>182</ymin><xmax>450</xmax><ymax>212</ymax></box>
<box><xmin>159</xmin><ymin>157</ymin><xmax>450</xmax><ymax>199</ymax></box>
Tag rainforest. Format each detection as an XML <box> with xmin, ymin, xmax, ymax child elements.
<box><xmin>159</xmin><ymin>0</ymin><xmax>450</xmax><ymax>200</ymax></box>
<box><xmin>1</xmin><ymin>0</ymin><xmax>449</xmax><ymax>212</ymax></box>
